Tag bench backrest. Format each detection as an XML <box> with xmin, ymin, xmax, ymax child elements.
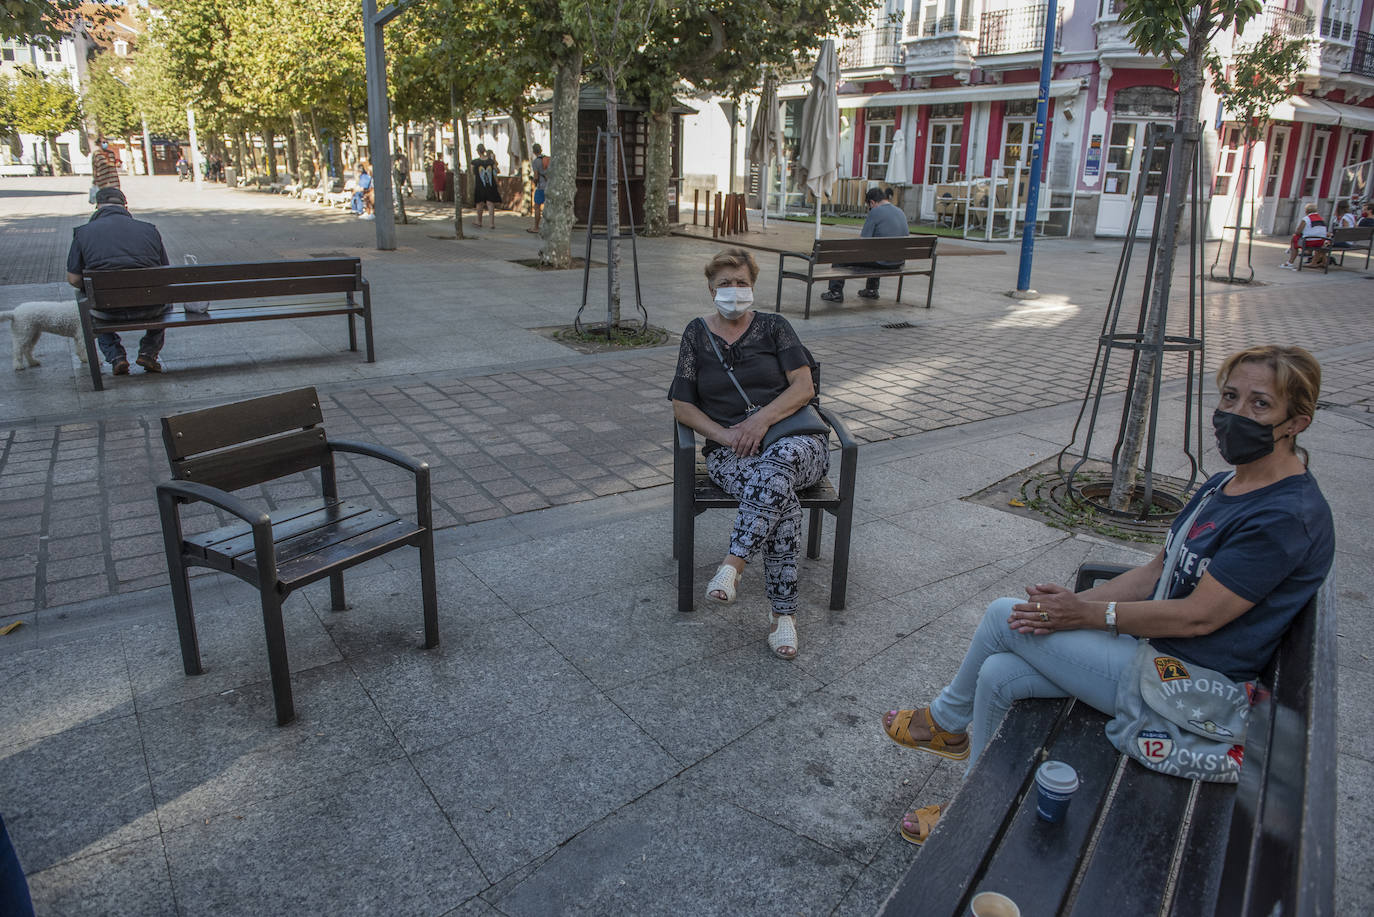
<box><xmin>1216</xmin><ymin>580</ymin><xmax>1336</xmax><ymax>916</ymax></box>
<box><xmin>85</xmin><ymin>258</ymin><xmax>363</xmax><ymax>310</ymax></box>
<box><xmin>161</xmin><ymin>387</ymin><xmax>331</xmax><ymax>493</ymax></box>
<box><xmin>811</xmin><ymin>236</ymin><xmax>937</xmax><ymax>264</ymax></box>
<box><xmin>1329</xmin><ymin>226</ymin><xmax>1373</xmax><ymax>243</ymax></box>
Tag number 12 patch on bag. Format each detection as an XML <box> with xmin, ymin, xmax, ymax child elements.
<box><xmin>1136</xmin><ymin>729</ymin><xmax>1174</xmax><ymax>764</ymax></box>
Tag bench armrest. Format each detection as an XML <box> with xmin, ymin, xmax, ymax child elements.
<box><xmin>156</xmin><ymin>479</ymin><xmax>271</xmax><ymax>527</ymax></box>
<box><xmin>1073</xmin><ymin>561</ymin><xmax>1133</xmax><ymax>593</ymax></box>
<box><xmin>778</xmin><ymin>249</ymin><xmax>817</xmax><ymax>269</ymax></box>
<box><xmin>675</xmin><ymin>421</ymin><xmax>697</xmax><ymax>455</ymax></box>
<box><xmin>328</xmin><ymin>438</ymin><xmax>427</xmax><ymax>477</ymax></box>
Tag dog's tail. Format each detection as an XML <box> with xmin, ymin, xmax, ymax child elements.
<box><xmin>0</xmin><ymin>311</ymin><xmax>13</xmax><ymax>324</ymax></box>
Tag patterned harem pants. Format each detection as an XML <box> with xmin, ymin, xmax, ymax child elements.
<box><xmin>706</xmin><ymin>434</ymin><xmax>830</xmax><ymax>616</ymax></box>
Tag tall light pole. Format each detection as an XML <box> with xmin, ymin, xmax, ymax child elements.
<box><xmin>363</xmin><ymin>0</ymin><xmax>419</xmax><ymax>251</ymax></box>
<box><xmin>1012</xmin><ymin>0</ymin><xmax>1057</xmax><ymax>299</ymax></box>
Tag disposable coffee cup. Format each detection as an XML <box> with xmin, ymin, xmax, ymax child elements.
<box><xmin>1035</xmin><ymin>760</ymin><xmax>1080</xmax><ymax>823</ymax></box>
<box><xmin>970</xmin><ymin>891</ymin><xmax>1021</xmax><ymax>917</ymax></box>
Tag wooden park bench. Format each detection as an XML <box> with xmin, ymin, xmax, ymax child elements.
<box><xmin>156</xmin><ymin>387</ymin><xmax>439</xmax><ymax>726</ymax></box>
<box><xmin>775</xmin><ymin>236</ymin><xmax>938</xmax><ymax>320</ymax></box>
<box><xmin>77</xmin><ymin>257</ymin><xmax>375</xmax><ymax>391</ymax></box>
<box><xmin>879</xmin><ymin>562</ymin><xmax>1336</xmax><ymax>917</ymax></box>
<box><xmin>672</xmin><ymin>403</ymin><xmax>858</xmax><ymax>615</ymax></box>
<box><xmin>1318</xmin><ymin>225</ymin><xmax>1373</xmax><ymax>272</ymax></box>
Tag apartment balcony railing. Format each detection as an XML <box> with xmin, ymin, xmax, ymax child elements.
<box><xmin>979</xmin><ymin>4</ymin><xmax>1064</xmax><ymax>55</ymax></box>
<box><xmin>1261</xmin><ymin>3</ymin><xmax>1316</xmax><ymax>39</ymax></box>
<box><xmin>908</xmin><ymin>9</ymin><xmax>977</xmax><ymax>37</ymax></box>
<box><xmin>1348</xmin><ymin>30</ymin><xmax>1374</xmax><ymax>77</ymax></box>
<box><xmin>839</xmin><ymin>24</ymin><xmax>904</xmax><ymax>69</ymax></box>
<box><xmin>1320</xmin><ymin>15</ymin><xmax>1354</xmax><ymax>42</ymax></box>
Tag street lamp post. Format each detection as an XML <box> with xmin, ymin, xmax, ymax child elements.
<box><xmin>1013</xmin><ymin>0</ymin><xmax>1058</xmax><ymax>298</ymax></box>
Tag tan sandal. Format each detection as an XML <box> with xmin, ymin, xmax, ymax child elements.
<box><xmin>883</xmin><ymin>707</ymin><xmax>970</xmax><ymax>761</ymax></box>
<box><xmin>706</xmin><ymin>564</ymin><xmax>741</xmax><ymax>604</ymax></box>
<box><xmin>899</xmin><ymin>803</ymin><xmax>942</xmax><ymax>846</ymax></box>
<box><xmin>768</xmin><ymin>613</ymin><xmax>797</xmax><ymax>660</ymax></box>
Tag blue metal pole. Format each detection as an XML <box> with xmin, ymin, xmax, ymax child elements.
<box><xmin>1015</xmin><ymin>0</ymin><xmax>1058</xmax><ymax>293</ymax></box>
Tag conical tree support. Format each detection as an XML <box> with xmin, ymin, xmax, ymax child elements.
<box><xmin>1057</xmin><ymin>121</ymin><xmax>1210</xmax><ymax>519</ymax></box>
<box><xmin>575</xmin><ymin>128</ymin><xmax>648</xmax><ymax>338</ymax></box>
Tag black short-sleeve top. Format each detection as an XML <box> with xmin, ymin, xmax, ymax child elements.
<box><xmin>669</xmin><ymin>313</ymin><xmax>811</xmax><ymax>449</ymax></box>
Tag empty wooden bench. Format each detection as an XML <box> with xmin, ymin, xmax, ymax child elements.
<box><xmin>672</xmin><ymin>405</ymin><xmax>858</xmax><ymax>614</ymax></box>
<box><xmin>78</xmin><ymin>257</ymin><xmax>375</xmax><ymax>391</ymax></box>
<box><xmin>880</xmin><ymin>563</ymin><xmax>1336</xmax><ymax>917</ymax></box>
<box><xmin>775</xmin><ymin>236</ymin><xmax>938</xmax><ymax>319</ymax></box>
<box><xmin>156</xmin><ymin>387</ymin><xmax>439</xmax><ymax>725</ymax></box>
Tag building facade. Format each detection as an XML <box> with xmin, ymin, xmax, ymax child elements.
<box><xmin>768</xmin><ymin>0</ymin><xmax>1374</xmax><ymax>238</ymax></box>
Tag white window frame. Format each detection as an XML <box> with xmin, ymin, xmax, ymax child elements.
<box><xmin>865</xmin><ymin>114</ymin><xmax>896</xmax><ymax>180</ymax></box>
<box><xmin>1320</xmin><ymin>0</ymin><xmax>1356</xmax><ymax>42</ymax></box>
<box><xmin>1263</xmin><ymin>125</ymin><xmax>1289</xmax><ymax>198</ymax></box>
<box><xmin>1214</xmin><ymin>126</ymin><xmax>1242</xmax><ymax>197</ymax></box>
<box><xmin>1302</xmin><ymin>129</ymin><xmax>1330</xmax><ymax>198</ymax></box>
<box><xmin>925</xmin><ymin>119</ymin><xmax>964</xmax><ymax>185</ymax></box>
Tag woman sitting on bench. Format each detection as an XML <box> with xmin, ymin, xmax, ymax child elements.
<box><xmin>670</xmin><ymin>248</ymin><xmax>830</xmax><ymax>661</ymax></box>
<box><xmin>881</xmin><ymin>345</ymin><xmax>1334</xmax><ymax>845</ymax></box>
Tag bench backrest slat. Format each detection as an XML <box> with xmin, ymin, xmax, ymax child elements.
<box><xmin>172</xmin><ymin>428</ymin><xmax>331</xmax><ymax>493</ymax></box>
<box><xmin>163</xmin><ymin>387</ymin><xmax>324</xmax><ymax>460</ymax></box>
<box><xmin>90</xmin><ymin>275</ymin><xmax>361</xmax><ymax>310</ymax></box>
<box><xmin>1213</xmin><ymin>581</ymin><xmax>1335</xmax><ymax>916</ymax></box>
<box><xmin>1329</xmin><ymin>226</ymin><xmax>1373</xmax><ymax>243</ymax></box>
<box><xmin>811</xmin><ymin>236</ymin><xmax>937</xmax><ymax>263</ymax></box>
<box><xmin>87</xmin><ymin>258</ymin><xmax>360</xmax><ymax>288</ymax></box>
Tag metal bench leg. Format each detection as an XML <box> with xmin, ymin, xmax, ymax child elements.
<box><xmin>259</xmin><ymin>588</ymin><xmax>296</xmax><ymax>726</ymax></box>
<box><xmin>675</xmin><ymin>474</ymin><xmax>695</xmax><ymax>614</ymax></box>
<box><xmin>347</xmin><ymin>313</ymin><xmax>358</xmax><ymax>352</ymax></box>
<box><xmin>806</xmin><ymin>507</ymin><xmax>823</xmax><ymax>559</ymax></box>
<box><xmin>77</xmin><ymin>296</ymin><xmax>104</xmax><ymax>392</ymax></box>
<box><xmin>829</xmin><ymin>500</ymin><xmax>854</xmax><ymax>611</ymax></box>
<box><xmin>896</xmin><ymin>274</ymin><xmax>904</xmax><ymax>304</ymax></box>
<box><xmin>419</xmin><ymin>528</ymin><xmax>439</xmax><ymax>649</ymax></box>
<box><xmin>361</xmin><ymin>283</ymin><xmax>377</xmax><ymax>362</ymax></box>
<box><xmin>157</xmin><ymin>491</ymin><xmax>202</xmax><ymax>675</ymax></box>
<box><xmin>925</xmin><ymin>267</ymin><xmax>936</xmax><ymax>309</ymax></box>
<box><xmin>329</xmin><ymin>573</ymin><xmax>346</xmax><ymax>611</ymax></box>
<box><xmin>804</xmin><ymin>284</ymin><xmax>814</xmax><ymax>320</ymax></box>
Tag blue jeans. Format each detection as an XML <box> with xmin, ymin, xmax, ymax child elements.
<box><xmin>93</xmin><ymin>304</ymin><xmax>172</xmax><ymax>364</ymax></box>
<box><xmin>0</xmin><ymin>814</ymin><xmax>35</xmax><ymax>917</ymax></box>
<box><xmin>929</xmin><ymin>597</ymin><xmax>1138</xmax><ymax>770</ymax></box>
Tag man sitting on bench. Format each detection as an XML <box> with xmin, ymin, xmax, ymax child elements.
<box><xmin>67</xmin><ymin>187</ymin><xmax>172</xmax><ymax>376</ymax></box>
<box><xmin>820</xmin><ymin>187</ymin><xmax>910</xmax><ymax>303</ymax></box>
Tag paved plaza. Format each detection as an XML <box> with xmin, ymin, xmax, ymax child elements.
<box><xmin>1</xmin><ymin>175</ymin><xmax>1371</xmax><ymax>915</ymax></box>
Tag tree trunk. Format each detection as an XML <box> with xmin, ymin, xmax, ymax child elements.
<box><xmin>542</xmin><ymin>48</ymin><xmax>582</xmax><ymax>268</ymax></box>
<box><xmin>232</xmin><ymin>129</ymin><xmax>246</xmax><ymax>175</ymax></box>
<box><xmin>1108</xmin><ymin>43</ymin><xmax>1205</xmax><ymax>511</ymax></box>
<box><xmin>264</xmin><ymin>129</ymin><xmax>278</xmax><ymax>182</ymax></box>
<box><xmin>285</xmin><ymin>128</ymin><xmax>299</xmax><ymax>179</ymax></box>
<box><xmin>459</xmin><ymin>110</ymin><xmax>474</xmax><ymax>207</ymax></box>
<box><xmin>643</xmin><ymin>104</ymin><xmax>671</xmax><ymax>237</ymax></box>
<box><xmin>513</xmin><ymin>100</ymin><xmax>531</xmax><ymax>216</ymax></box>
<box><xmin>604</xmin><ymin>76</ymin><xmax>623</xmax><ymax>328</ymax></box>
<box><xmin>450</xmin><ymin>84</ymin><xmax>465</xmax><ymax>239</ymax></box>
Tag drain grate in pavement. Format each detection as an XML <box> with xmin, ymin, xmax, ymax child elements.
<box><xmin>881</xmin><ymin>321</ymin><xmax>915</xmax><ymax>329</ymax></box>
<box><xmin>308</xmin><ymin>251</ymin><xmax>350</xmax><ymax>258</ymax></box>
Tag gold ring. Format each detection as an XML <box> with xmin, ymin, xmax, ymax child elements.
<box><xmin>1035</xmin><ymin>603</ymin><xmax>1041</xmax><ymax>611</ymax></box>
<box><xmin>1039</xmin><ymin>611</ymin><xmax>1050</xmax><ymax>623</ymax></box>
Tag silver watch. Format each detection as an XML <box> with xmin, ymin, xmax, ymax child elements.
<box><xmin>1105</xmin><ymin>601</ymin><xmax>1118</xmax><ymax>637</ymax></box>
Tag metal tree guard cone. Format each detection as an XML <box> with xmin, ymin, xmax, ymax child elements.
<box><xmin>575</xmin><ymin>127</ymin><xmax>649</xmax><ymax>339</ymax></box>
<box><xmin>1057</xmin><ymin>122</ymin><xmax>1210</xmax><ymax>521</ymax></box>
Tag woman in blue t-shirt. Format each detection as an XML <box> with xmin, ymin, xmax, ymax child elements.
<box><xmin>880</xmin><ymin>345</ymin><xmax>1334</xmax><ymax>844</ymax></box>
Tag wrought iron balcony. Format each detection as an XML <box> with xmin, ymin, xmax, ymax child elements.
<box><xmin>979</xmin><ymin>4</ymin><xmax>1064</xmax><ymax>55</ymax></box>
<box><xmin>1348</xmin><ymin>30</ymin><xmax>1374</xmax><ymax>77</ymax></box>
<box><xmin>839</xmin><ymin>24</ymin><xmax>904</xmax><ymax>69</ymax></box>
<box><xmin>1260</xmin><ymin>3</ymin><xmax>1315</xmax><ymax>39</ymax></box>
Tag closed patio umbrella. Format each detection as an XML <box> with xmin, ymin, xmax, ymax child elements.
<box><xmin>885</xmin><ymin>127</ymin><xmax>909</xmax><ymax>186</ymax></box>
<box><xmin>797</xmin><ymin>39</ymin><xmax>841</xmax><ymax>239</ymax></box>
<box><xmin>747</xmin><ymin>75</ymin><xmax>783</xmax><ymax>228</ymax></box>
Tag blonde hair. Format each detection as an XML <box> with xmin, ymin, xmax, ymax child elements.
<box><xmin>704</xmin><ymin>248</ymin><xmax>759</xmax><ymax>285</ymax></box>
<box><xmin>1217</xmin><ymin>345</ymin><xmax>1322</xmax><ymax>463</ymax></box>
<box><xmin>1304</xmin><ymin>201</ymin><xmax>1319</xmax><ymax>214</ymax></box>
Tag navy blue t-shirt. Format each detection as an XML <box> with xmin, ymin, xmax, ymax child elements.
<box><xmin>1150</xmin><ymin>470</ymin><xmax>1333</xmax><ymax>681</ymax></box>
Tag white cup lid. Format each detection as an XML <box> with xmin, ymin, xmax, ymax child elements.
<box><xmin>1036</xmin><ymin>760</ymin><xmax>1080</xmax><ymax>793</ymax></box>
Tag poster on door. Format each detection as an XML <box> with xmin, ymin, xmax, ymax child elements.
<box><xmin>1084</xmin><ymin>134</ymin><xmax>1103</xmax><ymax>180</ymax></box>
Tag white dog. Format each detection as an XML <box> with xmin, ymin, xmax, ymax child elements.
<box><xmin>0</xmin><ymin>300</ymin><xmax>89</xmax><ymax>370</ymax></box>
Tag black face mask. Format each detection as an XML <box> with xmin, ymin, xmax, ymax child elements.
<box><xmin>1212</xmin><ymin>408</ymin><xmax>1282</xmax><ymax>465</ymax></box>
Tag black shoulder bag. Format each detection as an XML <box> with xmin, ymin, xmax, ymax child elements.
<box><xmin>703</xmin><ymin>321</ymin><xmax>830</xmax><ymax>449</ymax></box>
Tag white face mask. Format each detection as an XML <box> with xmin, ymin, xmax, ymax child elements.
<box><xmin>714</xmin><ymin>285</ymin><xmax>753</xmax><ymax>319</ymax></box>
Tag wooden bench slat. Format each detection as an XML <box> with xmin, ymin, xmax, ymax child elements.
<box><xmin>87</xmin><ymin>258</ymin><xmax>359</xmax><ymax>287</ymax></box>
<box><xmin>971</xmin><ymin>704</ymin><xmax>1122</xmax><ymax>916</ymax></box>
<box><xmin>91</xmin><ymin>276</ymin><xmax>361</xmax><ymax>309</ymax></box>
<box><xmin>173</xmin><ymin>428</ymin><xmax>330</xmax><ymax>494</ymax></box>
<box><xmin>1165</xmin><ymin>781</ymin><xmax>1237</xmax><ymax>917</ymax></box>
<box><xmin>270</xmin><ymin>516</ymin><xmax>425</xmax><ymax>589</ymax></box>
<box><xmin>190</xmin><ymin>501</ymin><xmax>375</xmax><ymax>561</ymax></box>
<box><xmin>92</xmin><ymin>300</ymin><xmax>363</xmax><ymax>331</ymax></box>
<box><xmin>163</xmin><ymin>387</ymin><xmax>324</xmax><ymax>460</ymax></box>
<box><xmin>1066</xmin><ymin>758</ymin><xmax>1201</xmax><ymax>917</ymax></box>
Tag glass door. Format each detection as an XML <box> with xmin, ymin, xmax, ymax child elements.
<box><xmin>1095</xmin><ymin>120</ymin><xmax>1163</xmax><ymax>236</ymax></box>
<box><xmin>1257</xmin><ymin>125</ymin><xmax>1289</xmax><ymax>234</ymax></box>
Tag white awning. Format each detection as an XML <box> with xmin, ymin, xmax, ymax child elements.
<box><xmin>1266</xmin><ymin>95</ymin><xmax>1374</xmax><ymax>130</ymax></box>
<box><xmin>778</xmin><ymin>79</ymin><xmax>1082</xmax><ymax>107</ymax></box>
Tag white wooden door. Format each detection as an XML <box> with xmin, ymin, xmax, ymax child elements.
<box><xmin>1095</xmin><ymin>120</ymin><xmax>1162</xmax><ymax>236</ymax></box>
<box><xmin>1257</xmin><ymin>125</ymin><xmax>1289</xmax><ymax>235</ymax></box>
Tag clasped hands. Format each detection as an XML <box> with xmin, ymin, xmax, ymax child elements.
<box><xmin>724</xmin><ymin>411</ymin><xmax>771</xmax><ymax>457</ymax></box>
<box><xmin>1009</xmin><ymin>583</ymin><xmax>1094</xmax><ymax>636</ymax></box>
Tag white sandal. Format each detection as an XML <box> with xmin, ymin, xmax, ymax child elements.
<box><xmin>706</xmin><ymin>564</ymin><xmax>741</xmax><ymax>604</ymax></box>
<box><xmin>768</xmin><ymin>613</ymin><xmax>798</xmax><ymax>660</ymax></box>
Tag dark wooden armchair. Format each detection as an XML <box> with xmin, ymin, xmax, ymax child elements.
<box><xmin>155</xmin><ymin>387</ymin><xmax>438</xmax><ymax>725</ymax></box>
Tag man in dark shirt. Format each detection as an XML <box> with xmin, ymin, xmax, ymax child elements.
<box><xmin>66</xmin><ymin>187</ymin><xmax>172</xmax><ymax>376</ymax></box>
<box><xmin>821</xmin><ymin>186</ymin><xmax>910</xmax><ymax>303</ymax></box>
